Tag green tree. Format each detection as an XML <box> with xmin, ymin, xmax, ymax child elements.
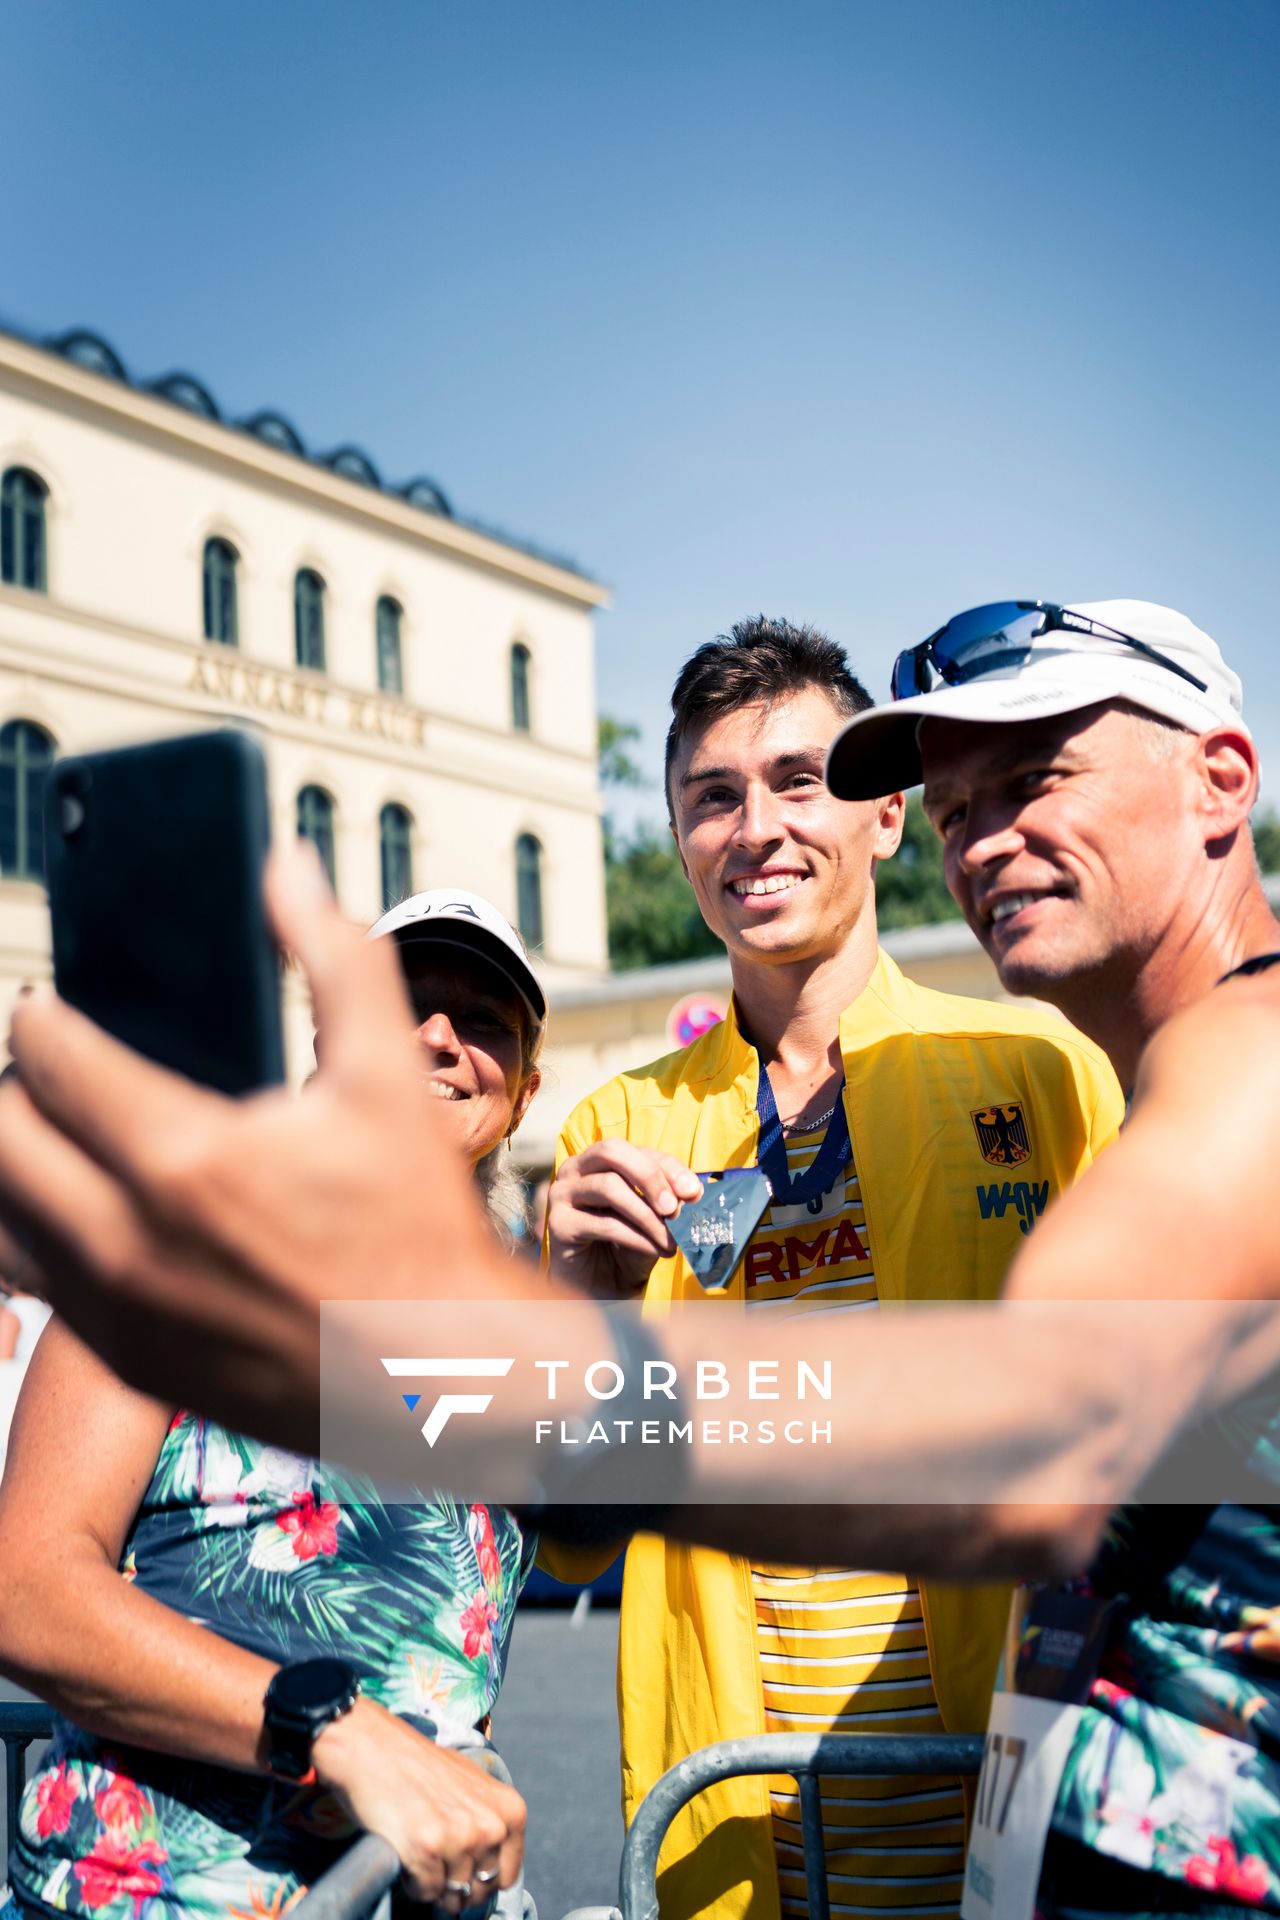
<box><xmin>605</xmin><ymin>823</ymin><xmax>725</xmax><ymax>972</ymax></box>
<box><xmin>874</xmin><ymin>793</ymin><xmax>963</xmax><ymax>931</ymax></box>
<box><xmin>1253</xmin><ymin>807</ymin><xmax>1280</xmax><ymax>876</ymax></box>
<box><xmin>598</xmin><ymin>716</ymin><xmax>724</xmax><ymax>971</ymax></box>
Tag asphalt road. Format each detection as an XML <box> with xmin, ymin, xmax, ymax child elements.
<box><xmin>492</xmin><ymin>1604</ymin><xmax>624</xmax><ymax>1920</ymax></box>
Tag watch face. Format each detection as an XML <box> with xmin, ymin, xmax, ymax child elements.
<box><xmin>270</xmin><ymin>1658</ymin><xmax>359</xmax><ymax>1715</ymax></box>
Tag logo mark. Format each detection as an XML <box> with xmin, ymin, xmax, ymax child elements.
<box><xmin>975</xmin><ymin>1179</ymin><xmax>1049</xmax><ymax>1236</ymax></box>
<box><xmin>971</xmin><ymin>1103</ymin><xmax>1032</xmax><ymax>1167</ymax></box>
<box><xmin>381</xmin><ymin>1357</ymin><xmax>515</xmax><ymax>1446</ymax></box>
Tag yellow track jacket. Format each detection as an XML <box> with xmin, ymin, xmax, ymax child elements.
<box><xmin>543</xmin><ymin>951</ymin><xmax>1123</xmax><ymax>1920</ymax></box>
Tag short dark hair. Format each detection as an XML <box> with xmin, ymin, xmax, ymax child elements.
<box><xmin>664</xmin><ymin>615</ymin><xmax>873</xmax><ymax>816</ymax></box>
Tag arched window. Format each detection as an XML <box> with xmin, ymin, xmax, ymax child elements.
<box><xmin>297</xmin><ymin>785</ymin><xmax>336</xmax><ymax>887</ymax></box>
<box><xmin>379</xmin><ymin>802</ymin><xmax>414</xmax><ymax>911</ymax></box>
<box><xmin>510</xmin><ymin>642</ymin><xmax>532</xmax><ymax>733</ymax></box>
<box><xmin>515</xmin><ymin>832</ymin><xmax>543</xmax><ymax>950</ymax></box>
<box><xmin>1</xmin><ymin>469</ymin><xmax>49</xmax><ymax>592</ymax></box>
<box><xmin>376</xmin><ymin>597</ymin><xmax>403</xmax><ymax>696</ymax></box>
<box><xmin>202</xmin><ymin>537</ymin><xmax>239</xmax><ymax>645</ymax></box>
<box><xmin>294</xmin><ymin>569</ymin><xmax>326</xmax><ymax>672</ymax></box>
<box><xmin>0</xmin><ymin>720</ymin><xmax>56</xmax><ymax>883</ymax></box>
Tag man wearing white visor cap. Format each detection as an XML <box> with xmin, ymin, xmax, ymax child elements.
<box><xmin>825</xmin><ymin>597</ymin><xmax>1280</xmax><ymax>1917</ymax></box>
<box><xmin>826</xmin><ymin>599</ymin><xmax>1248</xmax><ymax>803</ymax></box>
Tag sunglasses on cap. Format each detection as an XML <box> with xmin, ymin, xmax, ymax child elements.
<box><xmin>890</xmin><ymin>600</ymin><xmax>1209</xmax><ymax>702</ymax></box>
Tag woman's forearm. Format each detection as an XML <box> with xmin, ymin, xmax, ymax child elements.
<box><xmin>0</xmin><ymin>1542</ymin><xmax>278</xmax><ymax>1771</ymax></box>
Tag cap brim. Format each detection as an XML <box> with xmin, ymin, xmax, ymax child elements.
<box><xmin>826</xmin><ymin>659</ymin><xmax>1226</xmax><ymax>801</ymax></box>
<box><xmin>391</xmin><ymin>924</ymin><xmax>546</xmax><ymax>1028</ymax></box>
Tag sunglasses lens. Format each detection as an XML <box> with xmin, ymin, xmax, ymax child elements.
<box><xmin>890</xmin><ymin>648</ymin><xmax>929</xmax><ymax>700</ymax></box>
<box><xmin>930</xmin><ymin>603</ymin><xmax>1049</xmax><ymax>683</ymax></box>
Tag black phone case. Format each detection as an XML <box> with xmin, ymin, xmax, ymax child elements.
<box><xmin>45</xmin><ymin>730</ymin><xmax>286</xmax><ymax>1094</ymax></box>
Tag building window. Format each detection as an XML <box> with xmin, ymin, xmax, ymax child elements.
<box><xmin>379</xmin><ymin>803</ymin><xmax>414</xmax><ymax>911</ymax></box>
<box><xmin>376</xmin><ymin>596</ymin><xmax>403</xmax><ymax>696</ymax></box>
<box><xmin>297</xmin><ymin>784</ymin><xmax>336</xmax><ymax>887</ymax></box>
<box><xmin>202</xmin><ymin>537</ymin><xmax>239</xmax><ymax>645</ymax></box>
<box><xmin>0</xmin><ymin>719</ymin><xmax>55</xmax><ymax>884</ymax></box>
<box><xmin>515</xmin><ymin>833</ymin><xmax>543</xmax><ymax>950</ymax></box>
<box><xmin>510</xmin><ymin>642</ymin><xmax>531</xmax><ymax>733</ymax></box>
<box><xmin>294</xmin><ymin>568</ymin><xmax>326</xmax><ymax>672</ymax></box>
<box><xmin>1</xmin><ymin>469</ymin><xmax>49</xmax><ymax>592</ymax></box>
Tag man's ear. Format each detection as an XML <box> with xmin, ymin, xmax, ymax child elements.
<box><xmin>871</xmin><ymin>791</ymin><xmax>907</xmax><ymax>861</ymax></box>
<box><xmin>1197</xmin><ymin>728</ymin><xmax>1258</xmax><ymax>842</ymax></box>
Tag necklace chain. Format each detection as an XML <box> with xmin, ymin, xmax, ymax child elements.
<box><xmin>782</xmin><ymin>1105</ymin><xmax>840</xmax><ymax>1128</ymax></box>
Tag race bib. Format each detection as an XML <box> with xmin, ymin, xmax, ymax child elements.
<box><xmin>961</xmin><ymin>1589</ymin><xmax>1119</xmax><ymax>1920</ymax></box>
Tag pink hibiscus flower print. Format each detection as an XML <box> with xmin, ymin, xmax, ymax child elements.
<box><xmin>35</xmin><ymin>1762</ymin><xmax>81</xmax><ymax>1838</ymax></box>
<box><xmin>468</xmin><ymin>1505</ymin><xmax>502</xmax><ymax>1589</ymax></box>
<box><xmin>95</xmin><ymin>1775</ymin><xmax>152</xmax><ymax>1835</ymax></box>
<box><xmin>1090</xmin><ymin>1677</ymin><xmax>1135</xmax><ymax>1710</ymax></box>
<box><xmin>1185</xmin><ymin>1837</ymin><xmax>1269</xmax><ymax>1905</ymax></box>
<box><xmin>73</xmin><ymin>1834</ymin><xmax>169</xmax><ymax>1912</ymax></box>
<box><xmin>277</xmin><ymin>1490</ymin><xmax>340</xmax><ymax>1561</ymax></box>
<box><xmin>460</xmin><ymin>1590</ymin><xmax>499</xmax><ymax>1661</ymax></box>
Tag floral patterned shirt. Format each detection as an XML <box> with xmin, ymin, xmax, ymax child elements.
<box><xmin>1043</xmin><ymin>1473</ymin><xmax>1280</xmax><ymax>1913</ymax></box>
<box><xmin>9</xmin><ymin>1413</ymin><xmax>534</xmax><ymax>1920</ymax></box>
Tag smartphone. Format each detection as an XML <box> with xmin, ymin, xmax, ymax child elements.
<box><xmin>45</xmin><ymin>729</ymin><xmax>286</xmax><ymax>1094</ymax></box>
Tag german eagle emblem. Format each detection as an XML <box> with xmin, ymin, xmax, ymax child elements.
<box><xmin>971</xmin><ymin>1104</ymin><xmax>1032</xmax><ymax>1167</ymax></box>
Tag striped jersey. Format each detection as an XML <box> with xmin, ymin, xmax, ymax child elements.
<box><xmin>746</xmin><ymin>1122</ymin><xmax>967</xmax><ymax>1919</ymax></box>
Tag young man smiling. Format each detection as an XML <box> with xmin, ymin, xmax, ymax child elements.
<box><xmin>544</xmin><ymin>618</ymin><xmax>1123</xmax><ymax>1920</ymax></box>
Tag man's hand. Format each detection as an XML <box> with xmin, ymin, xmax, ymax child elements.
<box><xmin>547</xmin><ymin>1141</ymin><xmax>702</xmax><ymax>1296</ymax></box>
<box><xmin>312</xmin><ymin>1698</ymin><xmax>526</xmax><ymax>1910</ymax></box>
<box><xmin>0</xmin><ymin>844</ymin><xmax>502</xmax><ymax>1448</ymax></box>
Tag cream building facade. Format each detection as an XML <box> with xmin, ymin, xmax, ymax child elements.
<box><xmin>0</xmin><ymin>323</ymin><xmax>610</xmax><ymax>1097</ymax></box>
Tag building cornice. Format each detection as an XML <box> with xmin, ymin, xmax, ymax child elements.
<box><xmin>0</xmin><ymin>642</ymin><xmax>604</xmax><ymax>822</ymax></box>
<box><xmin>0</xmin><ymin>585</ymin><xmax>599</xmax><ymax>772</ymax></box>
<box><xmin>0</xmin><ymin>329</ymin><xmax>609</xmax><ymax>611</ymax></box>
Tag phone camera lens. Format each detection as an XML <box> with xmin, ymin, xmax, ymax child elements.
<box><xmin>57</xmin><ymin>766</ymin><xmax>92</xmax><ymax>839</ymax></box>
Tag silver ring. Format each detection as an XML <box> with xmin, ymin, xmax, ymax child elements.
<box><xmin>444</xmin><ymin>1880</ymin><xmax>473</xmax><ymax>1897</ymax></box>
<box><xmin>473</xmin><ymin>1869</ymin><xmax>499</xmax><ymax>1886</ymax></box>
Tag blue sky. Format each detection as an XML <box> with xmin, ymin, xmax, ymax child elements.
<box><xmin>3</xmin><ymin>0</ymin><xmax>1277</xmax><ymax>825</ymax></box>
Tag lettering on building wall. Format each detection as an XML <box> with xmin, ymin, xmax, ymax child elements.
<box><xmin>187</xmin><ymin>654</ymin><xmax>425</xmax><ymax>748</ymax></box>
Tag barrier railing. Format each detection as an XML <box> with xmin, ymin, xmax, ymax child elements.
<box><xmin>293</xmin><ymin>1743</ymin><xmax>520</xmax><ymax>1920</ymax></box>
<box><xmin>562</xmin><ymin>1730</ymin><xmax>985</xmax><ymax>1920</ymax></box>
<box><xmin>291</xmin><ymin>1833</ymin><xmax>400</xmax><ymax>1920</ymax></box>
<box><xmin>2</xmin><ymin>1712</ymin><xmax>983</xmax><ymax>1920</ymax></box>
<box><xmin>0</xmin><ymin>1700</ymin><xmax>55</xmax><ymax>1866</ymax></box>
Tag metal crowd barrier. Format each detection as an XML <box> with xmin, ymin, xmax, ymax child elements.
<box><xmin>292</xmin><ymin>1832</ymin><xmax>401</xmax><ymax>1920</ymax></box>
<box><xmin>562</xmin><ymin>1731</ymin><xmax>985</xmax><ymax>1920</ymax></box>
<box><xmin>2</xmin><ymin>1711</ymin><xmax>982</xmax><ymax>1920</ymax></box>
<box><xmin>293</xmin><ymin>1744</ymin><xmax>524</xmax><ymax>1920</ymax></box>
<box><xmin>0</xmin><ymin>1700</ymin><xmax>55</xmax><ymax>1869</ymax></box>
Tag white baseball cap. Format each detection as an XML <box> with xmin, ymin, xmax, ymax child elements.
<box><xmin>826</xmin><ymin>599</ymin><xmax>1249</xmax><ymax>801</ymax></box>
<box><xmin>369</xmin><ymin>888</ymin><xmax>546</xmax><ymax>1032</ymax></box>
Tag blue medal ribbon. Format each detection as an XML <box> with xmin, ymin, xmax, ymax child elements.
<box><xmin>755</xmin><ymin>1069</ymin><xmax>850</xmax><ymax>1210</ymax></box>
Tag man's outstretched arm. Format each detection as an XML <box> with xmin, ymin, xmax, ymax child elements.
<box><xmin>1</xmin><ymin>846</ymin><xmax>1276</xmax><ymax>1575</ymax></box>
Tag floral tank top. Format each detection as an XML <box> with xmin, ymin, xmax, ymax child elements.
<box><xmin>9</xmin><ymin>1413</ymin><xmax>535</xmax><ymax>1920</ymax></box>
<box><xmin>1040</xmin><ymin>954</ymin><xmax>1280</xmax><ymax>1916</ymax></box>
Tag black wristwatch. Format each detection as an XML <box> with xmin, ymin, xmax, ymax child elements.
<box><xmin>262</xmin><ymin>1657</ymin><xmax>362</xmax><ymax>1780</ymax></box>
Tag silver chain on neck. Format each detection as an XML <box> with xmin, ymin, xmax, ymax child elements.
<box><xmin>780</xmin><ymin>1098</ymin><xmax>839</xmax><ymax>1136</ymax></box>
